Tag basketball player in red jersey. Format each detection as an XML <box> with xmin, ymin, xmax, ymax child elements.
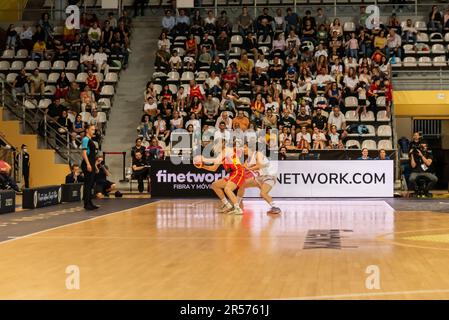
<box><xmin>194</xmin><ymin>141</ymin><xmax>245</xmax><ymax>215</ymax></box>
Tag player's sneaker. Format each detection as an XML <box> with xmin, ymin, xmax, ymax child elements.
<box><xmin>219</xmin><ymin>204</ymin><xmax>233</xmax><ymax>213</ymax></box>
<box><xmin>267</xmin><ymin>207</ymin><xmax>281</xmax><ymax>214</ymax></box>
<box><xmin>229</xmin><ymin>206</ymin><xmax>243</xmax><ymax>215</ymax></box>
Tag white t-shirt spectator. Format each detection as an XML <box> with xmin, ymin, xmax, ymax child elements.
<box><xmin>80</xmin><ymin>53</ymin><xmax>94</xmax><ymax>64</ymax></box>
<box><xmin>144</xmin><ymin>102</ymin><xmax>158</xmax><ymax>113</ymax></box>
<box><xmin>296</xmin><ymin>132</ymin><xmax>311</xmax><ymax>143</ymax></box>
<box><xmin>206</xmin><ymin>76</ymin><xmax>221</xmax><ymax>88</ymax></box>
<box><xmin>314</xmin><ymin>49</ymin><xmax>328</xmax><ymax>58</ymax></box>
<box><xmin>185</xmin><ymin>119</ymin><xmax>201</xmax><ymax>131</ymax></box>
<box><xmin>214</xmin><ymin>129</ymin><xmax>231</xmax><ymax>141</ymax></box>
<box><xmin>312</xmin><ymin>132</ymin><xmax>327</xmax><ymax>142</ymax></box>
<box><xmin>343</xmin><ymin>75</ymin><xmax>359</xmax><ymax>90</ymax></box>
<box><xmin>314</xmin><ymin>74</ymin><xmax>334</xmax><ymax>87</ymax></box>
<box><xmin>158</xmin><ymin>39</ymin><xmax>171</xmax><ymax>52</ymax></box>
<box><xmin>328</xmin><ymin>111</ymin><xmax>346</xmax><ymax>130</ymax></box>
<box><xmin>265</xmin><ymin>101</ymin><xmax>279</xmax><ymax>114</ymax></box>
<box><xmin>154</xmin><ymin>119</ymin><xmax>167</xmax><ymax>133</ymax></box>
<box><xmin>169</xmin><ymin>55</ymin><xmax>182</xmax><ymax>66</ymax></box>
<box><xmin>329</xmin><ymin>132</ymin><xmax>340</xmax><ymax>145</ymax></box>
<box><xmin>255</xmin><ymin>59</ymin><xmax>269</xmax><ymax>71</ymax></box>
<box><xmin>93</xmin><ymin>52</ymin><xmax>108</xmax><ymax>66</ymax></box>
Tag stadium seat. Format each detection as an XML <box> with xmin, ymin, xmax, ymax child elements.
<box><xmin>377</xmin><ymin>110</ymin><xmax>390</xmax><ymax>122</ymax></box>
<box><xmin>445</xmin><ymin>32</ymin><xmax>449</xmax><ymax>43</ymax></box>
<box><xmin>44</xmin><ymin>85</ymin><xmax>56</xmax><ymax>96</ymax></box>
<box><xmin>418</xmin><ymin>56</ymin><xmax>432</xmax><ymax>67</ymax></box>
<box><xmin>95</xmin><ymin>72</ymin><xmax>104</xmax><ymax>83</ymax></box>
<box><xmin>362</xmin><ymin>139</ymin><xmax>377</xmax><ymax>150</ymax></box>
<box><xmin>430</xmin><ymin>33</ymin><xmax>444</xmax><ymax>42</ymax></box>
<box><xmin>167</xmin><ymin>71</ymin><xmax>180</xmax><ymax>83</ymax></box>
<box><xmin>417</xmin><ymin>33</ymin><xmax>429</xmax><ymax>43</ymax></box>
<box><xmin>23</xmin><ymin>99</ymin><xmax>37</xmax><ymax>109</ymax></box>
<box><xmin>104</xmin><ymin>72</ymin><xmax>118</xmax><ymax>84</ymax></box>
<box><xmin>67</xmin><ymin>112</ymin><xmax>76</xmax><ymax>123</ymax></box>
<box><xmin>38</xmin><ymin>98</ymin><xmax>51</xmax><ymax>109</ymax></box>
<box><xmin>66</xmin><ymin>72</ymin><xmax>75</xmax><ymax>83</ymax></box>
<box><xmin>66</xmin><ymin>60</ymin><xmax>79</xmax><ymax>72</ymax></box>
<box><xmin>47</xmin><ymin>72</ymin><xmax>59</xmax><ymax>84</ymax></box>
<box><xmin>109</xmin><ymin>60</ymin><xmax>122</xmax><ymax>72</ymax></box>
<box><xmin>24</xmin><ymin>60</ymin><xmax>38</xmax><ymax>72</ymax></box>
<box><xmin>403</xmin><ymin>57</ymin><xmax>417</xmax><ymax>67</ymax></box>
<box><xmin>345</xmin><ymin>110</ymin><xmax>359</xmax><ymax>122</ymax></box>
<box><xmin>39</xmin><ymin>60</ymin><xmax>51</xmax><ymax>72</ymax></box>
<box><xmin>39</xmin><ymin>72</ymin><xmax>48</xmax><ymax>83</ymax></box>
<box><xmin>10</xmin><ymin>61</ymin><xmax>24</xmax><ymax>72</ymax></box>
<box><xmin>378</xmin><ymin>139</ymin><xmax>393</xmax><ymax>150</ymax></box>
<box><xmin>377</xmin><ymin>125</ymin><xmax>392</xmax><ymax>137</ymax></box>
<box><xmin>76</xmin><ymin>72</ymin><xmax>88</xmax><ymax>83</ymax></box>
<box><xmin>376</xmin><ymin>96</ymin><xmax>386</xmax><ymax>107</ymax></box>
<box><xmin>98</xmin><ymin>98</ymin><xmax>111</xmax><ymax>111</ymax></box>
<box><xmin>15</xmin><ymin>49</ymin><xmax>28</xmax><ymax>60</ymax></box>
<box><xmin>403</xmin><ymin>44</ymin><xmax>415</xmax><ymax>55</ymax></box>
<box><xmin>346</xmin><ymin>140</ymin><xmax>361</xmax><ymax>149</ymax></box>
<box><xmin>173</xmin><ymin>47</ymin><xmax>185</xmax><ymax>57</ymax></box>
<box><xmin>1</xmin><ymin>49</ymin><xmax>15</xmax><ymax>60</ymax></box>
<box><xmin>0</xmin><ymin>61</ymin><xmax>10</xmax><ymax>73</ymax></box>
<box><xmin>168</xmin><ymin>84</ymin><xmax>178</xmax><ymax>94</ymax></box>
<box><xmin>181</xmin><ymin>71</ymin><xmax>194</xmax><ymax>83</ymax></box>
<box><xmin>431</xmin><ymin>43</ymin><xmax>445</xmax><ymax>54</ymax></box>
<box><xmin>52</xmin><ymin>60</ymin><xmax>65</xmax><ymax>72</ymax></box>
<box><xmin>344</xmin><ymin>96</ymin><xmax>358</xmax><ymax>108</ymax></box>
<box><xmin>258</xmin><ymin>35</ymin><xmax>271</xmax><ymax>46</ymax></box>
<box><xmin>6</xmin><ymin>73</ymin><xmax>17</xmax><ymax>83</ymax></box>
<box><xmin>227</xmin><ymin>58</ymin><xmax>239</xmax><ymax>67</ymax></box>
<box><xmin>100</xmin><ymin>85</ymin><xmax>115</xmax><ymax>97</ymax></box>
<box><xmin>231</xmin><ymin>35</ymin><xmax>243</xmax><ymax>47</ymax></box>
<box><xmin>414</xmin><ymin>20</ymin><xmax>427</xmax><ymax>32</ymax></box>
<box><xmin>433</xmin><ymin>56</ymin><xmax>447</xmax><ymax>67</ymax></box>
<box><xmin>229</xmin><ymin>47</ymin><xmax>242</xmax><ymax>59</ymax></box>
<box><xmin>360</xmin><ymin>111</ymin><xmax>375</xmax><ymax>122</ymax></box>
<box><xmin>153</xmin><ymin>84</ymin><xmax>162</xmax><ymax>95</ymax></box>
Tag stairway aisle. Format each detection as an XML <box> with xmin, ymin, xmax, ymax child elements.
<box><xmin>102</xmin><ymin>15</ymin><xmax>160</xmax><ymax>185</ymax></box>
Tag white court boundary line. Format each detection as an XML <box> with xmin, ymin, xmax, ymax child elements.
<box><xmin>283</xmin><ymin>288</ymin><xmax>449</xmax><ymax>300</ymax></box>
<box><xmin>0</xmin><ymin>199</ymin><xmax>164</xmax><ymax>246</ymax></box>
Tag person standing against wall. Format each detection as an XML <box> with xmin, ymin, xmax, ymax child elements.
<box><xmin>19</xmin><ymin>144</ymin><xmax>30</xmax><ymax>189</ymax></box>
<box><xmin>81</xmin><ymin>124</ymin><xmax>99</xmax><ymax>210</ymax></box>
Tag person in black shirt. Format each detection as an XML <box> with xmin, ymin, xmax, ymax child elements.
<box><xmin>131</xmin><ymin>138</ymin><xmax>146</xmax><ymax>160</ymax></box>
<box><xmin>268</xmin><ymin>57</ymin><xmax>283</xmax><ymax>82</ymax></box>
<box><xmin>210</xmin><ymin>55</ymin><xmax>224</xmax><ymax>75</ymax></box>
<box><xmin>409</xmin><ymin>141</ymin><xmax>438</xmax><ymax>197</ymax></box>
<box><xmin>242</xmin><ymin>31</ymin><xmax>258</xmax><ymax>58</ymax></box>
<box><xmin>65</xmin><ymin>164</ymin><xmax>84</xmax><ymax>184</ymax></box>
<box><xmin>81</xmin><ymin>124</ymin><xmax>98</xmax><ymax>210</ymax></box>
<box><xmin>256</xmin><ymin>8</ymin><xmax>274</xmax><ymax>42</ymax></box>
<box><xmin>312</xmin><ymin>108</ymin><xmax>328</xmax><ymax>131</ymax></box>
<box><xmin>132</xmin><ymin>151</ymin><xmax>149</xmax><ymax>193</ymax></box>
<box><xmin>94</xmin><ymin>155</ymin><xmax>116</xmax><ymax>197</ymax></box>
<box><xmin>11</xmin><ymin>69</ymin><xmax>29</xmax><ymax>103</ymax></box>
<box><xmin>279</xmin><ymin>110</ymin><xmax>295</xmax><ymax>128</ymax></box>
<box><xmin>408</xmin><ymin>131</ymin><xmax>421</xmax><ymax>153</ymax></box>
<box><xmin>296</xmin><ymin>105</ymin><xmax>312</xmax><ymax>130</ymax></box>
<box><xmin>18</xmin><ymin>144</ymin><xmax>30</xmax><ymax>189</ymax></box>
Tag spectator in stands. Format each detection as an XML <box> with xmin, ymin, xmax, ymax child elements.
<box><xmin>386</xmin><ymin>28</ymin><xmax>402</xmax><ymax>59</ymax></box>
<box><xmin>296</xmin><ymin>126</ymin><xmax>311</xmax><ymax>151</ymax></box>
<box><xmin>63</xmin><ymin>82</ymin><xmax>82</xmax><ymax>115</ymax></box>
<box><xmin>86</xmin><ymin>70</ymin><xmax>100</xmax><ymax>97</ymax></box>
<box><xmin>444</xmin><ymin>7</ymin><xmax>449</xmax><ymax>29</ymax></box>
<box><xmin>11</xmin><ymin>69</ymin><xmax>30</xmax><ymax>104</ymax></box>
<box><xmin>236</xmin><ymin>6</ymin><xmax>252</xmax><ymax>36</ymax></box>
<box><xmin>94</xmin><ymin>46</ymin><xmax>109</xmax><ymax>74</ymax></box>
<box><xmin>203</xmin><ymin>94</ymin><xmax>219</xmax><ymax>120</ymax></box>
<box><xmin>107</xmin><ymin>12</ymin><xmax>118</xmax><ymax>29</ymax></box>
<box><xmin>80</xmin><ymin>46</ymin><xmax>95</xmax><ymax>72</ymax></box>
<box><xmin>262</xmin><ymin>107</ymin><xmax>278</xmax><ymax>129</ymax></box>
<box><xmin>56</xmin><ymin>109</ymin><xmax>73</xmax><ymax>146</ymax></box>
<box><xmin>19</xmin><ymin>24</ymin><xmax>33</xmax><ymax>51</ymax></box>
<box><xmin>155</xmin><ymin>45</ymin><xmax>170</xmax><ymax>70</ymax></box>
<box><xmin>139</xmin><ymin>114</ymin><xmax>153</xmax><ymax>139</ymax></box>
<box><xmin>328</xmin><ymin>125</ymin><xmax>344</xmax><ymax>149</ymax></box>
<box><xmin>146</xmin><ymin>136</ymin><xmax>165</xmax><ymax>161</ymax></box>
<box><xmin>191</xmin><ymin>9</ymin><xmax>204</xmax><ymax>36</ymax></box>
<box><xmin>312</xmin><ymin>108</ymin><xmax>327</xmax><ymax>131</ymax></box>
<box><xmin>274</xmin><ymin>9</ymin><xmax>285</xmax><ymax>32</ymax></box>
<box><xmin>256</xmin><ymin>7</ymin><xmax>274</xmax><ymax>43</ymax></box>
<box><xmin>215</xmin><ymin>30</ymin><xmax>231</xmax><ymax>61</ymax></box>
<box><xmin>175</xmin><ymin>9</ymin><xmax>190</xmax><ymax>36</ymax></box>
<box><xmin>285</xmin><ymin>7</ymin><xmax>300</xmax><ymax>35</ymax></box>
<box><xmin>131</xmin><ymin>138</ymin><xmax>146</xmax><ymax>161</ymax></box>
<box><xmin>216</xmin><ymin>10</ymin><xmax>231</xmax><ymax>33</ymax></box>
<box><xmin>65</xmin><ymin>164</ymin><xmax>84</xmax><ymax>184</ymax></box>
<box><xmin>38</xmin><ymin>12</ymin><xmax>53</xmax><ymax>42</ymax></box>
<box><xmin>233</xmin><ymin>110</ymin><xmax>250</xmax><ymax>131</ymax></box>
<box><xmin>29</xmin><ymin>68</ymin><xmax>45</xmax><ymax>96</ymax></box>
<box><xmin>169</xmin><ymin>49</ymin><xmax>182</xmax><ymax>70</ymax></box>
<box><xmin>409</xmin><ymin>141</ymin><xmax>438</xmax><ymax>197</ymax></box>
<box><xmin>5</xmin><ymin>24</ymin><xmax>17</xmax><ymax>49</ymax></box>
<box><xmin>71</xmin><ymin>113</ymin><xmax>85</xmax><ymax>148</ymax></box>
<box><xmin>31</xmin><ymin>39</ymin><xmax>46</xmax><ymax>61</ymax></box>
<box><xmin>328</xmin><ymin>106</ymin><xmax>347</xmax><ymax>139</ymax></box>
<box><xmin>358</xmin><ymin>148</ymin><xmax>371</xmax><ymax>160</ymax></box>
<box><xmin>428</xmin><ymin>5</ymin><xmax>443</xmax><ymax>32</ymax></box>
<box><xmin>162</xmin><ymin>9</ymin><xmax>176</xmax><ymax>33</ymax></box>
<box><xmin>312</xmin><ymin>126</ymin><xmax>327</xmax><ymax>150</ymax></box>
<box><xmin>154</xmin><ymin>114</ymin><xmax>170</xmax><ymax>143</ymax></box>
<box><xmin>402</xmin><ymin>19</ymin><xmax>418</xmax><ymax>44</ymax></box>
<box><xmin>375</xmin><ymin>149</ymin><xmax>391</xmax><ymax>160</ymax></box>
<box><xmin>55</xmin><ymin>72</ymin><xmax>70</xmax><ymax>100</ymax></box>
<box><xmin>203</xmin><ymin>10</ymin><xmax>216</xmax><ymax>35</ymax></box>
<box><xmin>81</xmin><ymin>85</ymin><xmax>97</xmax><ymax>112</ymax></box>
<box><xmin>409</xmin><ymin>132</ymin><xmax>421</xmax><ymax>152</ymax></box>
<box><xmin>237</xmin><ymin>53</ymin><xmax>254</xmax><ymax>82</ymax></box>
<box><xmin>88</xmin><ymin>22</ymin><xmax>102</xmax><ymax>49</ymax></box>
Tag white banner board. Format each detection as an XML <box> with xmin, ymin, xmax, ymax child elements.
<box><xmin>244</xmin><ymin>160</ymin><xmax>394</xmax><ymax>198</ymax></box>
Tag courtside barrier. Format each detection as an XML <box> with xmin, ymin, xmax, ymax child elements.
<box><xmin>0</xmin><ymin>190</ymin><xmax>15</xmax><ymax>214</ymax></box>
<box><xmin>22</xmin><ymin>185</ymin><xmax>62</xmax><ymax>209</ymax></box>
<box><xmin>61</xmin><ymin>183</ymin><xmax>83</xmax><ymax>203</ymax></box>
<box><xmin>150</xmin><ymin>160</ymin><xmax>394</xmax><ymax>198</ymax></box>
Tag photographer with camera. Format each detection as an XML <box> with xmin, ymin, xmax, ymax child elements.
<box><xmin>409</xmin><ymin>140</ymin><xmax>438</xmax><ymax>197</ymax></box>
<box><xmin>94</xmin><ymin>155</ymin><xmax>120</xmax><ymax>198</ymax></box>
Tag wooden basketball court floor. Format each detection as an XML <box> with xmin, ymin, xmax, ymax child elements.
<box><xmin>2</xmin><ymin>198</ymin><xmax>449</xmax><ymax>299</ymax></box>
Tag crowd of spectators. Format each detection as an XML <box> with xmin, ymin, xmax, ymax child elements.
<box><xmin>5</xmin><ymin>11</ymin><xmax>132</xmax><ymax>149</ymax></box>
<box><xmin>140</xmin><ymin>5</ymin><xmax>398</xmax><ymax>160</ymax></box>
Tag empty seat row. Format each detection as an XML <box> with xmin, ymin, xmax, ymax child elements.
<box><xmin>346</xmin><ymin>139</ymin><xmax>393</xmax><ymax>150</ymax></box>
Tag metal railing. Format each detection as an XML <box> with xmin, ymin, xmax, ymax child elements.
<box><xmin>0</xmin><ymin>78</ymin><xmax>83</xmax><ymax>167</ymax></box>
<box><xmin>392</xmin><ymin>68</ymin><xmax>449</xmax><ymax>91</ymax></box>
